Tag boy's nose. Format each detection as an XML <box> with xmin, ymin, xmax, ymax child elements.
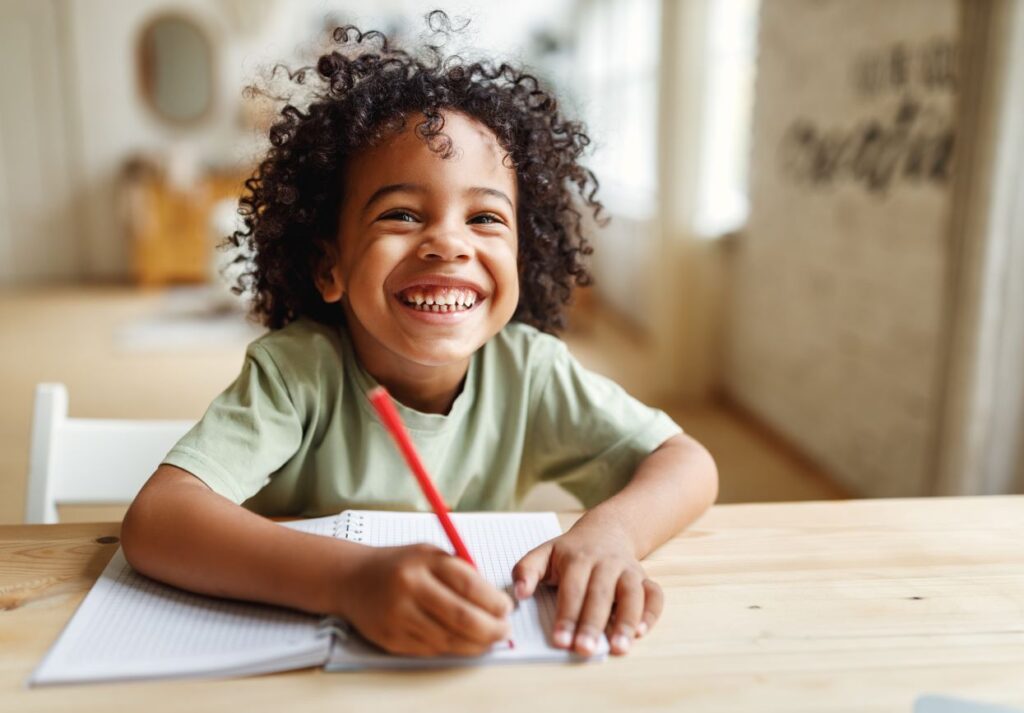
<box><xmin>416</xmin><ymin>229</ymin><xmax>471</xmax><ymax>262</ymax></box>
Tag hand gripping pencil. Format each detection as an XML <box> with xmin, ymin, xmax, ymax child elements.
<box><xmin>367</xmin><ymin>386</ymin><xmax>476</xmax><ymax>566</ymax></box>
<box><xmin>368</xmin><ymin>386</ymin><xmax>515</xmax><ymax>650</ymax></box>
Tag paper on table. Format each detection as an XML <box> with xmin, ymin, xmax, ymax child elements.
<box><xmin>323</xmin><ymin>511</ymin><xmax>609</xmax><ymax>669</ymax></box>
<box><xmin>30</xmin><ymin>511</ymin><xmax>604</xmax><ymax>685</ymax></box>
<box><xmin>29</xmin><ymin>549</ymin><xmax>329</xmax><ymax>686</ymax></box>
<box><xmin>915</xmin><ymin>695</ymin><xmax>1024</xmax><ymax>713</ymax></box>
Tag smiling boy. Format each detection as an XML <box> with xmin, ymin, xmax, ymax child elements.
<box><xmin>122</xmin><ymin>41</ymin><xmax>718</xmax><ymax>659</ymax></box>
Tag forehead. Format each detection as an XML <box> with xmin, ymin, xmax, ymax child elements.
<box><xmin>344</xmin><ymin>112</ymin><xmax>516</xmax><ymax>198</ymax></box>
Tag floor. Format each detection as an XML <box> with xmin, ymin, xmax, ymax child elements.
<box><xmin>0</xmin><ymin>286</ymin><xmax>846</xmax><ymax>525</ymax></box>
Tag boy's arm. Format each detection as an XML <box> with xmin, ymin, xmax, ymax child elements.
<box><xmin>512</xmin><ymin>432</ymin><xmax>717</xmax><ymax>656</ymax></box>
<box><xmin>122</xmin><ymin>465</ymin><xmax>512</xmax><ymax>656</ymax></box>
<box><xmin>122</xmin><ymin>464</ymin><xmax>359</xmax><ymax>615</ymax></box>
<box><xmin>577</xmin><ymin>431</ymin><xmax>718</xmax><ymax>558</ymax></box>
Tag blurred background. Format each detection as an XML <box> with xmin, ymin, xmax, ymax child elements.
<box><xmin>2</xmin><ymin>0</ymin><xmax>1022</xmax><ymax>524</ymax></box>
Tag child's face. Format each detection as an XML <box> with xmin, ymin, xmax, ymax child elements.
<box><xmin>321</xmin><ymin>111</ymin><xmax>519</xmax><ymax>374</ymax></box>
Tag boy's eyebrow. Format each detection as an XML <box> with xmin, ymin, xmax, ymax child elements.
<box><xmin>467</xmin><ymin>186</ymin><xmax>514</xmax><ymax>210</ymax></box>
<box><xmin>362</xmin><ymin>183</ymin><xmax>515</xmax><ymax>213</ymax></box>
<box><xmin>363</xmin><ymin>183</ymin><xmax>422</xmax><ymax>212</ymax></box>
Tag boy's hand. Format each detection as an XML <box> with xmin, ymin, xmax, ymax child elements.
<box><xmin>340</xmin><ymin>544</ymin><xmax>513</xmax><ymax>657</ymax></box>
<box><xmin>511</xmin><ymin>520</ymin><xmax>663</xmax><ymax>657</ymax></box>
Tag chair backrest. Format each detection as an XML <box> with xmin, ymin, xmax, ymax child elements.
<box><xmin>25</xmin><ymin>383</ymin><xmax>194</xmax><ymax>524</ymax></box>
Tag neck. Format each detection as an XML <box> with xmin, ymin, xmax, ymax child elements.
<box><xmin>343</xmin><ymin>313</ymin><xmax>470</xmax><ymax>415</ymax></box>
<box><xmin>381</xmin><ymin>369</ymin><xmax>468</xmax><ymax>414</ymax></box>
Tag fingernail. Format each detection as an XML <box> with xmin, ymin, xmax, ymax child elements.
<box><xmin>575</xmin><ymin>633</ymin><xmax>596</xmax><ymax>655</ymax></box>
<box><xmin>553</xmin><ymin>628</ymin><xmax>573</xmax><ymax>647</ymax></box>
<box><xmin>635</xmin><ymin>621</ymin><xmax>648</xmax><ymax>638</ymax></box>
<box><xmin>612</xmin><ymin>634</ymin><xmax>632</xmax><ymax>653</ymax></box>
<box><xmin>513</xmin><ymin>579</ymin><xmax>528</xmax><ymax>600</ymax></box>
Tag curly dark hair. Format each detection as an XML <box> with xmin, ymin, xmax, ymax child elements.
<box><xmin>228</xmin><ymin>11</ymin><xmax>604</xmax><ymax>333</ymax></box>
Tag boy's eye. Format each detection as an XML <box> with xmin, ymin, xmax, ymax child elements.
<box><xmin>469</xmin><ymin>213</ymin><xmax>503</xmax><ymax>225</ymax></box>
<box><xmin>380</xmin><ymin>210</ymin><xmax>418</xmax><ymax>223</ymax></box>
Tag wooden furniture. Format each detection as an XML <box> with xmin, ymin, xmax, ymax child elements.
<box><xmin>121</xmin><ymin>162</ymin><xmax>247</xmax><ymax>286</ymax></box>
<box><xmin>2</xmin><ymin>497</ymin><xmax>1022</xmax><ymax>711</ymax></box>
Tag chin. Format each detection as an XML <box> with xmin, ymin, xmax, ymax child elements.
<box><xmin>403</xmin><ymin>348</ymin><xmax>474</xmax><ymax>368</ymax></box>
<box><xmin>396</xmin><ymin>337</ymin><xmax>480</xmax><ymax>367</ymax></box>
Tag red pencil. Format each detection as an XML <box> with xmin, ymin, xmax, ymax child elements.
<box><xmin>368</xmin><ymin>386</ymin><xmax>515</xmax><ymax>651</ymax></box>
<box><xmin>367</xmin><ymin>386</ymin><xmax>476</xmax><ymax>567</ymax></box>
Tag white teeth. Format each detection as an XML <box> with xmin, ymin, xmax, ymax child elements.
<box><xmin>404</xmin><ymin>301</ymin><xmax>475</xmax><ymax>313</ymax></box>
<box><xmin>399</xmin><ymin>287</ymin><xmax>481</xmax><ymax>312</ymax></box>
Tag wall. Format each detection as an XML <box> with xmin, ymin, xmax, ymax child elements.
<box><xmin>64</xmin><ymin>0</ymin><xmax>272</xmax><ymax>279</ymax></box>
<box><xmin>49</xmin><ymin>0</ymin><xmax>577</xmax><ymax>280</ymax></box>
<box><xmin>725</xmin><ymin>0</ymin><xmax>959</xmax><ymax>497</ymax></box>
<box><xmin>0</xmin><ymin>1</ymin><xmax>79</xmax><ymax>283</ymax></box>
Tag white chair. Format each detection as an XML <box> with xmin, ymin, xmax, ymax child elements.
<box><xmin>25</xmin><ymin>383</ymin><xmax>194</xmax><ymax>524</ymax></box>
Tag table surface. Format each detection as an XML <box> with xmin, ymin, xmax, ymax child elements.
<box><xmin>2</xmin><ymin>497</ymin><xmax>1023</xmax><ymax>713</ymax></box>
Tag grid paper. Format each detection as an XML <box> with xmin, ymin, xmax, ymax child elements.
<box><xmin>30</xmin><ymin>549</ymin><xmax>329</xmax><ymax>685</ymax></box>
<box><xmin>31</xmin><ymin>512</ymin><xmax>603</xmax><ymax>684</ymax></box>
<box><xmin>326</xmin><ymin>511</ymin><xmax>608</xmax><ymax>667</ymax></box>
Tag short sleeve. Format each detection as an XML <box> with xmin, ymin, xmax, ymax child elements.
<box><xmin>521</xmin><ymin>340</ymin><xmax>683</xmax><ymax>508</ymax></box>
<box><xmin>162</xmin><ymin>343</ymin><xmax>303</xmax><ymax>504</ymax></box>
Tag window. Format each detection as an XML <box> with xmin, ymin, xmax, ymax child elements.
<box><xmin>693</xmin><ymin>0</ymin><xmax>761</xmax><ymax>237</ymax></box>
<box><xmin>573</xmin><ymin>0</ymin><xmax>661</xmax><ymax>218</ymax></box>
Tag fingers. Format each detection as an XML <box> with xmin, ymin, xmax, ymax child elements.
<box><xmin>368</xmin><ymin>541</ymin><xmax>664</xmax><ymax>660</ymax></box>
<box><xmin>381</xmin><ymin>549</ymin><xmax>512</xmax><ymax>657</ymax></box>
<box><xmin>638</xmin><ymin>578</ymin><xmax>664</xmax><ymax>637</ymax></box>
<box><xmin>512</xmin><ymin>541</ymin><xmax>553</xmax><ymax>600</ymax></box>
<box><xmin>607</xmin><ymin>570</ymin><xmax>644</xmax><ymax>654</ymax></box>
<box><xmin>551</xmin><ymin>558</ymin><xmax>592</xmax><ymax>650</ymax></box>
<box><xmin>433</xmin><ymin>555</ymin><xmax>514</xmax><ymax>618</ymax></box>
<box><xmin>357</xmin><ymin>599</ymin><xmax>443</xmax><ymax>658</ymax></box>
<box><xmin>388</xmin><ymin>624</ymin><xmax>443</xmax><ymax>657</ymax></box>
<box><xmin>381</xmin><ymin>606</ymin><xmax>489</xmax><ymax>658</ymax></box>
<box><xmin>407</xmin><ymin>604</ymin><xmax>499</xmax><ymax>657</ymax></box>
<box><xmin>572</xmin><ymin>564</ymin><xmax>621</xmax><ymax>656</ymax></box>
<box><xmin>549</xmin><ymin>561</ymin><xmax>661</xmax><ymax>657</ymax></box>
<box><xmin>417</xmin><ymin>573</ymin><xmax>511</xmax><ymax>648</ymax></box>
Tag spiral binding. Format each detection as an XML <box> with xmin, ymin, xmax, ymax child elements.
<box><xmin>317</xmin><ymin>511</ymin><xmax>367</xmax><ymax>644</ymax></box>
<box><xmin>317</xmin><ymin>616</ymin><xmax>350</xmax><ymax>642</ymax></box>
<box><xmin>334</xmin><ymin>511</ymin><xmax>366</xmax><ymax>542</ymax></box>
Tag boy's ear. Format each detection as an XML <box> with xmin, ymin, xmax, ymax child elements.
<box><xmin>314</xmin><ymin>245</ymin><xmax>345</xmax><ymax>304</ymax></box>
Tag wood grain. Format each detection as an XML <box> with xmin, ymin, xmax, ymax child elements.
<box><xmin>2</xmin><ymin>498</ymin><xmax>1023</xmax><ymax>712</ymax></box>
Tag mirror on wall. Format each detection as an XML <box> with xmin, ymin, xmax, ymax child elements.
<box><xmin>137</xmin><ymin>14</ymin><xmax>213</xmax><ymax>125</ymax></box>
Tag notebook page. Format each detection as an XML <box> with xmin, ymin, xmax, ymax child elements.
<box><xmin>283</xmin><ymin>513</ymin><xmax>339</xmax><ymax>537</ymax></box>
<box><xmin>30</xmin><ymin>548</ymin><xmax>330</xmax><ymax>686</ymax></box>
<box><xmin>326</xmin><ymin>511</ymin><xmax>608</xmax><ymax>669</ymax></box>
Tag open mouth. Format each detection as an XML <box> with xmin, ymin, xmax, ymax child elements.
<box><xmin>396</xmin><ymin>286</ymin><xmax>481</xmax><ymax>313</ymax></box>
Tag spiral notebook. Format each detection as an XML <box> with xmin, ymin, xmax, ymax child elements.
<box><xmin>30</xmin><ymin>511</ymin><xmax>607</xmax><ymax>686</ymax></box>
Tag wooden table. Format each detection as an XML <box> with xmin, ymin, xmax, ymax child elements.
<box><xmin>2</xmin><ymin>497</ymin><xmax>1023</xmax><ymax>712</ymax></box>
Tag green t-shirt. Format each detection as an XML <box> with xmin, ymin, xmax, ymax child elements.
<box><xmin>163</xmin><ymin>318</ymin><xmax>681</xmax><ymax>517</ymax></box>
